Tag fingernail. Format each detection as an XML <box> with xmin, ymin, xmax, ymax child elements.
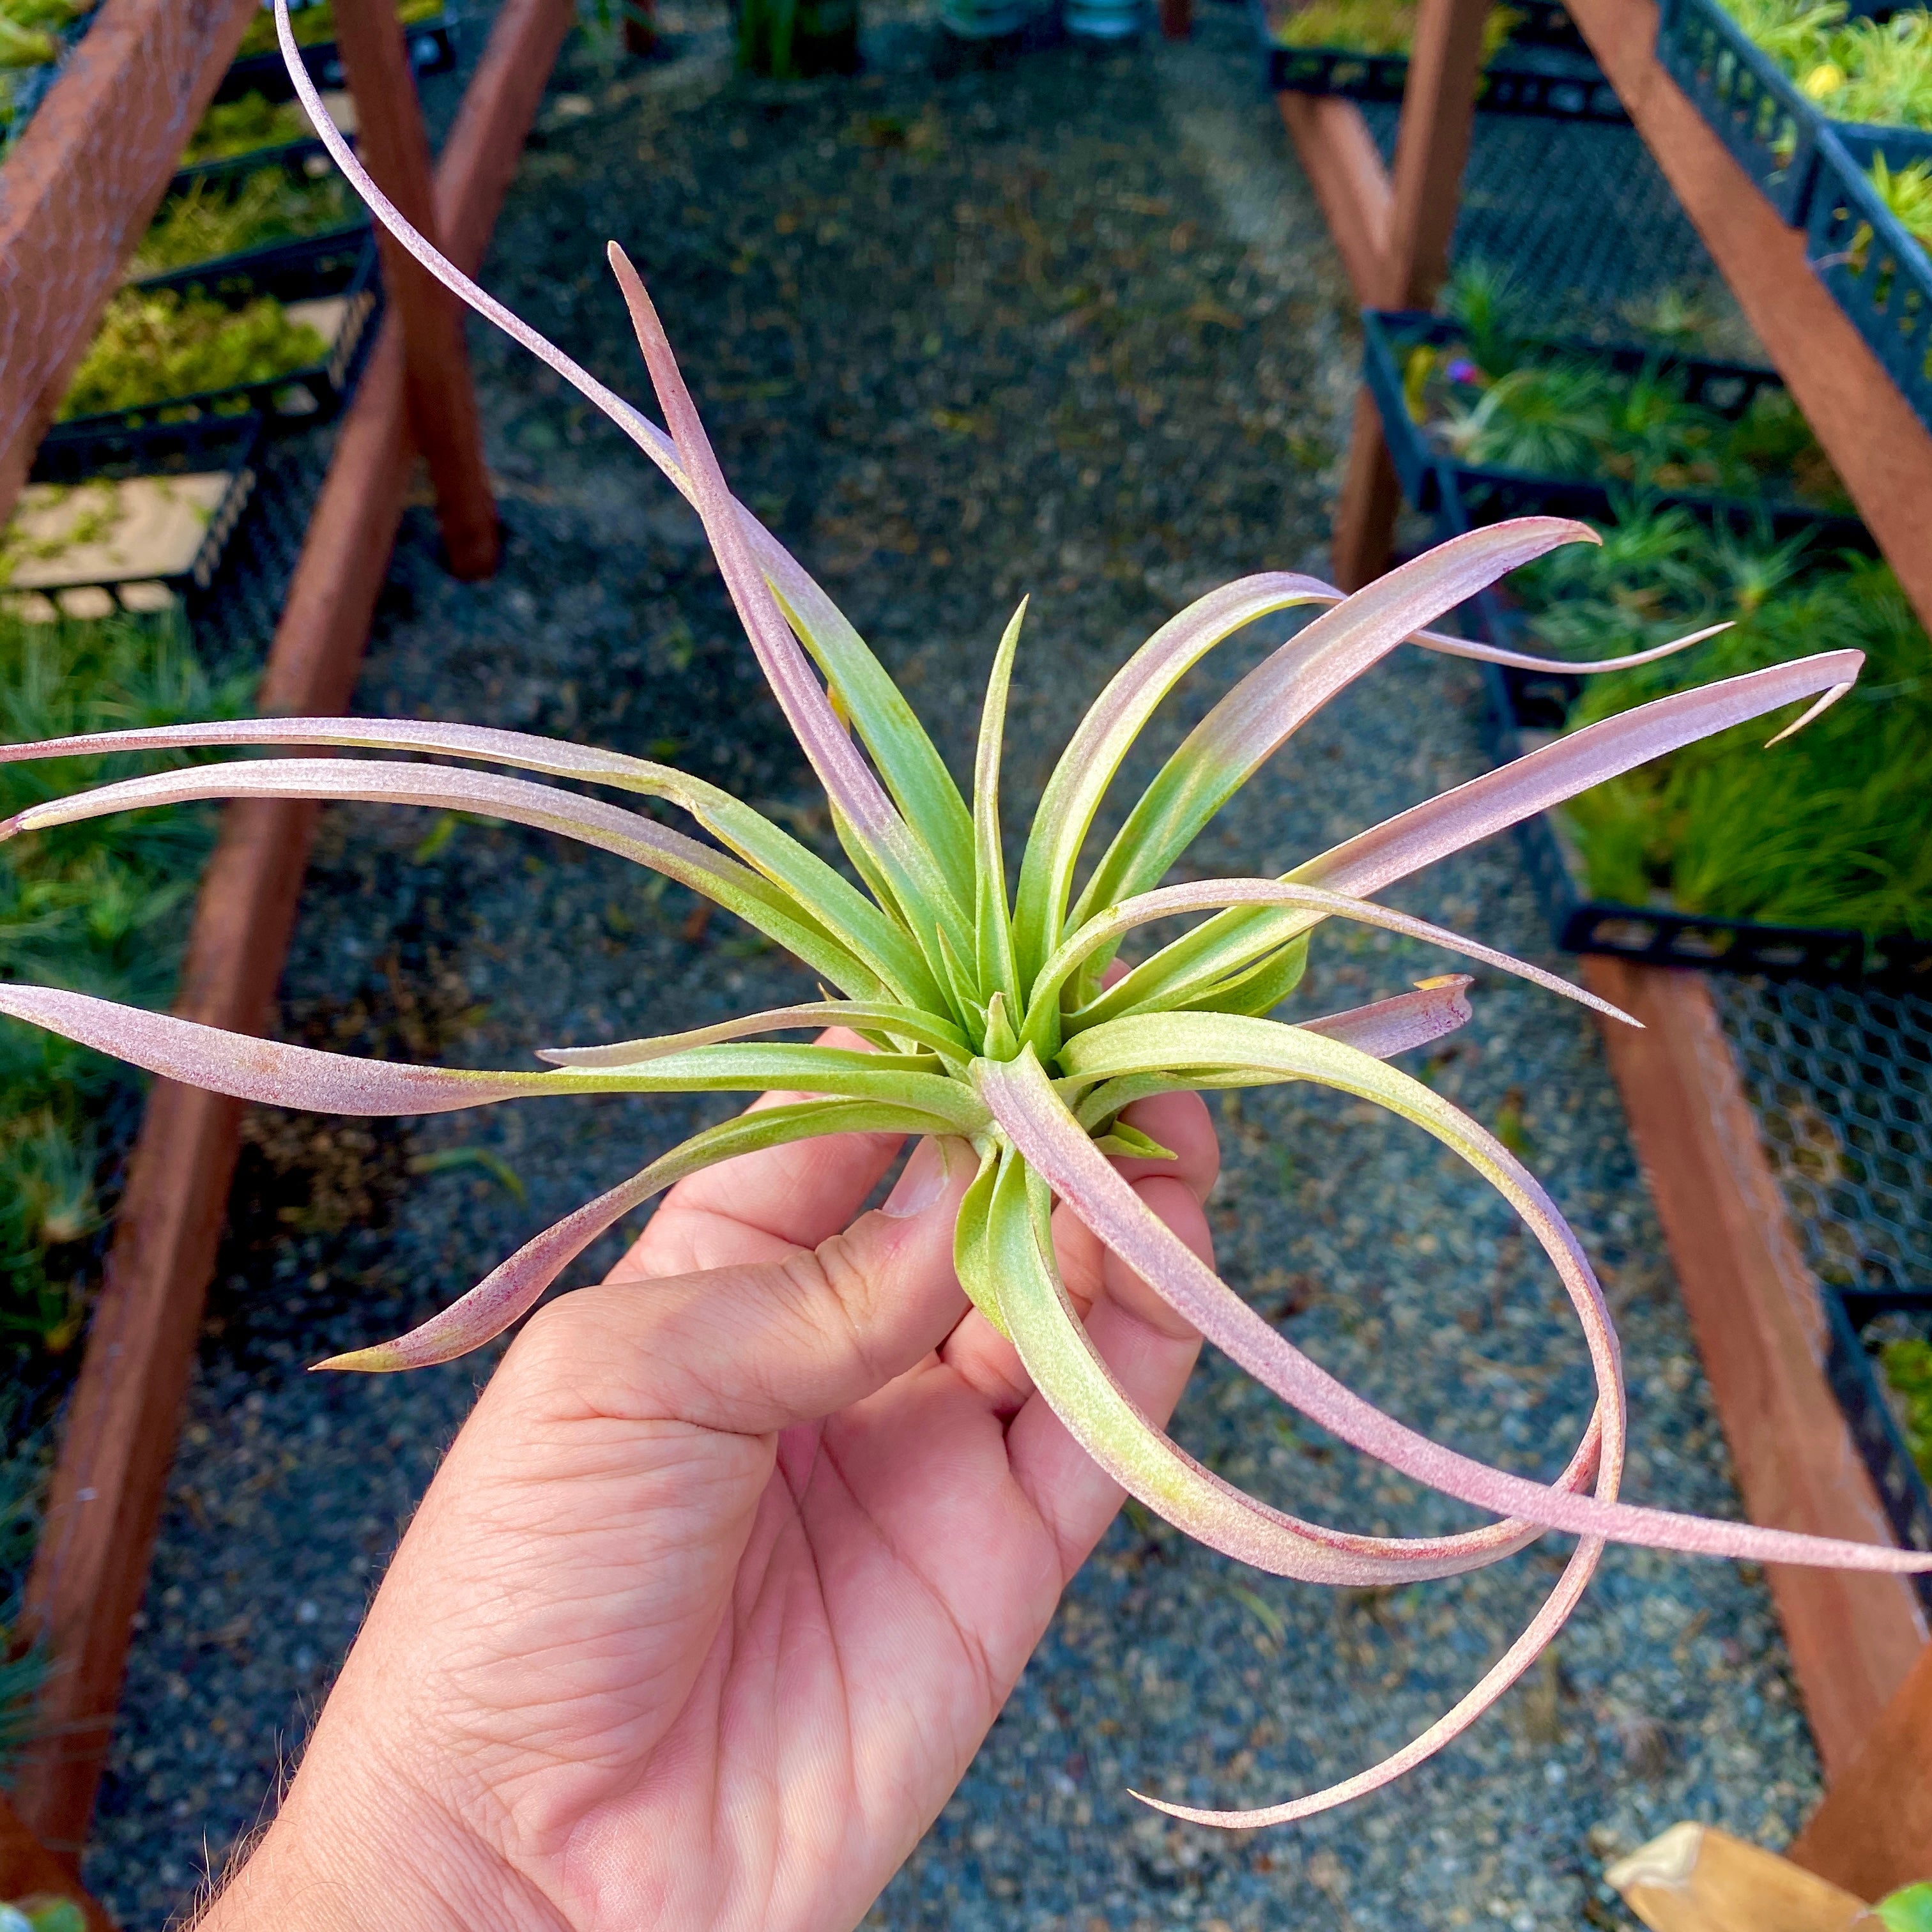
<box><xmin>882</xmin><ymin>1137</ymin><xmax>950</xmax><ymax>1217</ymax></box>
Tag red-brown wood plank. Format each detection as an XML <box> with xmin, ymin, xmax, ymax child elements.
<box><xmin>14</xmin><ymin>0</ymin><xmax>574</xmax><ymax>1859</ymax></box>
<box><xmin>1583</xmin><ymin>958</ymin><xmax>1926</xmax><ymax>1777</ymax></box>
<box><xmin>1319</xmin><ymin>0</ymin><xmax>1489</xmax><ymax>587</ymax></box>
<box><xmin>1276</xmin><ymin>91</ymin><xmax>1390</xmax><ymax>304</ymax></box>
<box><xmin>0</xmin><ymin>1790</ymin><xmax>115</xmax><ymax>1930</ymax></box>
<box><xmin>1788</xmin><ymin>1639</ymin><xmax>1932</xmax><ymax>1897</ymax></box>
<box><xmin>334</xmin><ymin>0</ymin><xmax>498</xmax><ymax>579</ymax></box>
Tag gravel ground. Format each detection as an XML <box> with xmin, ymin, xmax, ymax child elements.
<box><xmin>75</xmin><ymin>8</ymin><xmax>1822</xmax><ymax>1925</ymax></box>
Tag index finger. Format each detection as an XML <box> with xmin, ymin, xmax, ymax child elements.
<box><xmin>609</xmin><ymin>1025</ymin><xmax>910</xmax><ymax>1278</ymax></box>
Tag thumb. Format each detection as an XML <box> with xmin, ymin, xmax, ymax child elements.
<box><xmin>502</xmin><ymin>1135</ymin><xmax>979</xmax><ymax>1436</ymax></box>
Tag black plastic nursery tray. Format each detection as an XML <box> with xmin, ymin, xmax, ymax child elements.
<box><xmin>1805</xmin><ymin>125</ymin><xmax>1932</xmax><ymax>436</ymax></box>
<box><xmin>1824</xmin><ymin>1285</ymin><xmax>1932</xmax><ymax>1613</ymax></box>
<box><xmin>216</xmin><ymin>8</ymin><xmax>456</xmax><ymax>103</ymax></box>
<box><xmin>7</xmin><ymin>414</ymin><xmax>263</xmax><ymax>607</ymax></box>
<box><xmin>1255</xmin><ymin>3</ymin><xmax>1625</xmax><ymax>120</ymax></box>
<box><xmin>1428</xmin><ymin>481</ymin><xmax>1926</xmax><ymax>988</ymax></box>
<box><xmin>1361</xmin><ymin>307</ymin><xmax>1867</xmax><ymax>543</ymax></box>
<box><xmin>61</xmin><ymin>229</ymin><xmax>380</xmax><ymax>440</ymax></box>
<box><xmin>1656</xmin><ymin>0</ymin><xmax>1932</xmax><ymax>224</ymax></box>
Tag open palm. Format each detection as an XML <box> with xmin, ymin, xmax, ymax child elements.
<box><xmin>207</xmin><ymin>1072</ymin><xmax>1215</xmax><ymax>1932</ymax></box>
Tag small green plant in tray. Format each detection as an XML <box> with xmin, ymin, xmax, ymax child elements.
<box><xmin>133</xmin><ymin>165</ymin><xmax>358</xmax><ymax>279</ymax></box>
<box><xmin>57</xmin><ymin>287</ymin><xmax>328</xmax><ymax>423</ymax></box>
<box><xmin>1509</xmin><ymin>509</ymin><xmax>1930</xmax><ymax>944</ymax></box>
<box><xmin>0</xmin><ymin>602</ymin><xmax>246</xmax><ymax>1347</ymax></box>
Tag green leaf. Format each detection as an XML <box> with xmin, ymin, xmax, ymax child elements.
<box><xmin>1877</xmin><ymin>1884</ymin><xmax>1932</xmax><ymax>1932</ymax></box>
<box><xmin>972</xmin><ymin>599</ymin><xmax>1026</xmax><ymax>1015</ymax></box>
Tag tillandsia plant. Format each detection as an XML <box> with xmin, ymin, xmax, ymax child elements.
<box><xmin>3</xmin><ymin>0</ymin><xmax>1929</xmax><ymax>1827</ymax></box>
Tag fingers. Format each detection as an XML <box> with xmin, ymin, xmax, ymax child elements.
<box><xmin>509</xmin><ymin>1136</ymin><xmax>977</xmax><ymax>1436</ymax></box>
<box><xmin>1004</xmin><ymin>1174</ymin><xmax>1210</xmax><ymax>1577</ymax></box>
<box><xmin>615</xmin><ymin>1027</ymin><xmax>905</xmax><ymax>1276</ymax></box>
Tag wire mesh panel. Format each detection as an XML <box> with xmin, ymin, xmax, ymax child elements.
<box><xmin>1712</xmin><ymin>979</ymin><xmax>1932</xmax><ymax>1296</ymax></box>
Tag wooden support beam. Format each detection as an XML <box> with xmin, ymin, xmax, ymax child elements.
<box><xmin>1321</xmin><ymin>0</ymin><xmax>1491</xmax><ymax>587</ymax></box>
<box><xmin>0</xmin><ymin>1791</ymin><xmax>114</xmax><ymax>1931</ymax></box>
<box><xmin>333</xmin><ymin>0</ymin><xmax>498</xmax><ymax>581</ymax></box>
<box><xmin>1563</xmin><ymin>0</ymin><xmax>1932</xmax><ymax>640</ymax></box>
<box><xmin>1582</xmin><ymin>958</ymin><xmax>1926</xmax><ymax>1777</ymax></box>
<box><xmin>1276</xmin><ymin>93</ymin><xmax>1390</xmax><ymax>304</ymax></box>
<box><xmin>13</xmin><ymin>0</ymin><xmax>574</xmax><ymax>1861</ymax></box>
<box><xmin>0</xmin><ymin>0</ymin><xmax>260</xmax><ymax>517</ymax></box>
<box><xmin>1788</xmin><ymin>1639</ymin><xmax>1932</xmax><ymax>1901</ymax></box>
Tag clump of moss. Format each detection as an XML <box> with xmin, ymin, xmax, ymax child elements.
<box><xmin>1882</xmin><ymin>1337</ymin><xmax>1932</xmax><ymax>1485</ymax></box>
<box><xmin>0</xmin><ymin>606</ymin><xmax>247</xmax><ymax>1346</ymax></box>
<box><xmin>180</xmin><ymin>89</ymin><xmax>313</xmax><ymax>164</ymax></box>
<box><xmin>232</xmin><ymin>0</ymin><xmax>441</xmax><ymax>58</ymax></box>
<box><xmin>1266</xmin><ymin>0</ymin><xmax>1516</xmax><ymax>57</ymax></box>
<box><xmin>1514</xmin><ymin>509</ymin><xmax>1932</xmax><ymax>937</ymax></box>
<box><xmin>58</xmin><ymin>287</ymin><xmax>326</xmax><ymax>420</ymax></box>
<box><xmin>132</xmin><ymin>166</ymin><xmax>356</xmax><ymax>276</ymax></box>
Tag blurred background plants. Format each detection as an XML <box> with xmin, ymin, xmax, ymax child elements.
<box><xmin>130</xmin><ymin>168</ymin><xmax>357</xmax><ymax>278</ymax></box>
<box><xmin>0</xmin><ymin>606</ymin><xmax>246</xmax><ymax>1347</ymax></box>
<box><xmin>1402</xmin><ymin>264</ymin><xmax>1850</xmax><ymax>507</ymax></box>
<box><xmin>1510</xmin><ymin>507</ymin><xmax>1931</xmax><ymax>940</ymax></box>
<box><xmin>1266</xmin><ymin>0</ymin><xmax>1516</xmax><ymax>57</ymax></box>
<box><xmin>57</xmin><ymin>288</ymin><xmax>325</xmax><ymax>420</ymax></box>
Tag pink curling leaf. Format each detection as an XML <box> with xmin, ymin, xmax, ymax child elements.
<box><xmin>320</xmin><ymin>1098</ymin><xmax>951</xmax><ymax>1372</ymax></box>
<box><xmin>980</xmin><ymin>1043</ymin><xmax>1932</xmax><ymax>1574</ymax></box>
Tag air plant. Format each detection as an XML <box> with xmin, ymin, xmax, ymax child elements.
<box><xmin>3</xmin><ymin>0</ymin><xmax>1928</xmax><ymax>1827</ymax></box>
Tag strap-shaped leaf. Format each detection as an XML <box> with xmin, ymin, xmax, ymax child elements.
<box><xmin>1088</xmin><ymin>650</ymin><xmax>1866</xmax><ymax>1018</ymax></box>
<box><xmin>972</xmin><ymin>601</ymin><xmax>1027</xmax><ymax>1015</ymax></box>
<box><xmin>983</xmin><ymin>1040</ymin><xmax>1932</xmax><ymax>1574</ymax></box>
<box><xmin>1010</xmin><ymin>571</ymin><xmax>1340</xmax><ymax>982</ymax></box>
<box><xmin>1027</xmin><ymin>878</ymin><xmax>1627</xmax><ymax>1056</ymax></box>
<box><xmin>321</xmin><ymin>1098</ymin><xmax>955</xmax><ymax>1371</ymax></box>
<box><xmin>4</xmin><ymin>755</ymin><xmax>885</xmax><ymax>999</ymax></box>
<box><xmin>0</xmin><ymin>985</ymin><xmax>990</xmax><ymax>1126</ymax></box>
<box><xmin>951</xmin><ymin>1139</ymin><xmax>1009</xmax><ymax>1335</ymax></box>
<box><xmin>537</xmin><ymin>1000</ymin><xmax>970</xmax><ymax>1069</ymax></box>
<box><xmin>261</xmin><ymin>5</ymin><xmax>974</xmax><ymax>939</ymax></box>
<box><xmin>988</xmin><ymin>1150</ymin><xmax>1597</xmax><ymax>1583</ymax></box>
<box><xmin>0</xmin><ymin>714</ymin><xmax>941</xmax><ymax>1007</ymax></box>
<box><xmin>1068</xmin><ymin>978</ymin><xmax>1476</xmax><ymax>1130</ymax></box>
<box><xmin>1066</xmin><ymin>521</ymin><xmax>1595</xmax><ymax>939</ymax></box>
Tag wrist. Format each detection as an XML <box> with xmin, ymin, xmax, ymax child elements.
<box><xmin>196</xmin><ymin>1744</ymin><xmax>562</xmax><ymax>1932</ymax></box>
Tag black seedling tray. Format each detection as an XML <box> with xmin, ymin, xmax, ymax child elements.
<box><xmin>1255</xmin><ymin>9</ymin><xmax>1625</xmax><ymax>121</ymax></box>
<box><xmin>215</xmin><ymin>8</ymin><xmax>455</xmax><ymax>103</ymax></box>
<box><xmin>1657</xmin><ymin>0</ymin><xmax>1932</xmax><ymax>226</ymax></box>
<box><xmin>1806</xmin><ymin>125</ymin><xmax>1932</xmax><ymax>438</ymax></box>
<box><xmin>1430</xmin><ymin>481</ymin><xmax>1926</xmax><ymax>990</ymax></box>
<box><xmin>1361</xmin><ymin>309</ymin><xmax>1869</xmax><ymax>544</ymax></box>
<box><xmin>61</xmin><ymin>230</ymin><xmax>380</xmax><ymax>440</ymax></box>
<box><xmin>143</xmin><ymin>142</ymin><xmax>371</xmax><ymax>286</ymax></box>
<box><xmin>19</xmin><ymin>414</ymin><xmax>263</xmax><ymax>597</ymax></box>
<box><xmin>1823</xmin><ymin>1285</ymin><xmax>1932</xmax><ymax>1614</ymax></box>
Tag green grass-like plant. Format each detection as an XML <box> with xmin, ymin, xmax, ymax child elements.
<box><xmin>1723</xmin><ymin>0</ymin><xmax>1932</xmax><ymax>129</ymax></box>
<box><xmin>1409</xmin><ymin>266</ymin><xmax>1851</xmax><ymax>509</ymax></box>
<box><xmin>57</xmin><ymin>287</ymin><xmax>326</xmax><ymax>420</ymax></box>
<box><xmin>1515</xmin><ymin>509</ymin><xmax>1932</xmax><ymax>937</ymax></box>
<box><xmin>0</xmin><ymin>605</ymin><xmax>243</xmax><ymax>1345</ymax></box>
<box><xmin>132</xmin><ymin>167</ymin><xmax>358</xmax><ymax>277</ymax></box>
<box><xmin>180</xmin><ymin>90</ymin><xmax>315</xmax><ymax>164</ymax></box>
<box><xmin>4</xmin><ymin>3</ymin><xmax>1927</xmax><ymax>1825</ymax></box>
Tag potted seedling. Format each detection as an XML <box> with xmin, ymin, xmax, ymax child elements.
<box><xmin>6</xmin><ymin>0</ymin><xmax>1929</xmax><ymax>1828</ymax></box>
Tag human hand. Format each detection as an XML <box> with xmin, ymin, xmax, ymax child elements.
<box><xmin>201</xmin><ymin>1060</ymin><xmax>1217</xmax><ymax>1932</ymax></box>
